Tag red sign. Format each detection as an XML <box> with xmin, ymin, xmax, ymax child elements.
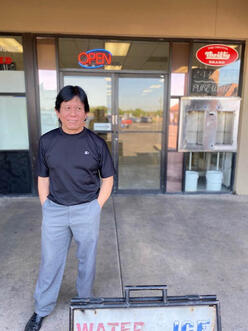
<box><xmin>78</xmin><ymin>49</ymin><xmax>112</xmax><ymax>69</ymax></box>
<box><xmin>0</xmin><ymin>56</ymin><xmax>12</xmax><ymax>65</ymax></box>
<box><xmin>196</xmin><ymin>44</ymin><xmax>239</xmax><ymax>67</ymax></box>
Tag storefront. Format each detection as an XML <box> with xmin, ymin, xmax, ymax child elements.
<box><xmin>0</xmin><ymin>34</ymin><xmax>245</xmax><ymax>195</ymax></box>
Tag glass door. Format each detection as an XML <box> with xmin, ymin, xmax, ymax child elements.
<box><xmin>116</xmin><ymin>75</ymin><xmax>166</xmax><ymax>191</ymax></box>
<box><xmin>62</xmin><ymin>73</ymin><xmax>167</xmax><ymax>193</ymax></box>
<box><xmin>63</xmin><ymin>74</ymin><xmax>114</xmax><ymax>149</ymax></box>
<box><xmin>63</xmin><ymin>73</ymin><xmax>120</xmax><ymax>191</ymax></box>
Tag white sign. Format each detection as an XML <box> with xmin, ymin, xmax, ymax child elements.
<box><xmin>74</xmin><ymin>305</ymin><xmax>217</xmax><ymax>331</ymax></box>
<box><xmin>93</xmin><ymin>123</ymin><xmax>112</xmax><ymax>131</ymax></box>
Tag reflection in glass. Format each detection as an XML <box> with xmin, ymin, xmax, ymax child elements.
<box><xmin>166</xmin><ymin>152</ymin><xmax>183</xmax><ymax>192</ymax></box>
<box><xmin>216</xmin><ymin>112</ymin><xmax>234</xmax><ymax>145</ymax></box>
<box><xmin>59</xmin><ymin>38</ymin><xmax>169</xmax><ymax>71</ymax></box>
<box><xmin>87</xmin><ymin>106</ymin><xmax>112</xmax><ymax>154</ymax></box>
<box><xmin>185</xmin><ymin>152</ymin><xmax>233</xmax><ymax>192</ymax></box>
<box><xmin>0</xmin><ymin>96</ymin><xmax>29</xmax><ymax>150</ymax></box>
<box><xmin>0</xmin><ymin>36</ymin><xmax>25</xmax><ymax>93</ymax></box>
<box><xmin>118</xmin><ymin>133</ymin><xmax>161</xmax><ymax>189</ymax></box>
<box><xmin>185</xmin><ymin>110</ymin><xmax>204</xmax><ymax>146</ymax></box>
<box><xmin>64</xmin><ymin>76</ymin><xmax>112</xmax><ymax>128</ymax></box>
<box><xmin>39</xmin><ymin>70</ymin><xmax>58</xmax><ymax>134</ymax></box>
<box><xmin>37</xmin><ymin>38</ymin><xmax>58</xmax><ymax>134</ymax></box>
<box><xmin>191</xmin><ymin>43</ymin><xmax>241</xmax><ymax>97</ymax></box>
<box><xmin>64</xmin><ymin>75</ymin><xmax>112</xmax><ymax>154</ymax></box>
<box><xmin>168</xmin><ymin>99</ymin><xmax>179</xmax><ymax>150</ymax></box>
<box><xmin>118</xmin><ymin>77</ymin><xmax>164</xmax><ymax>132</ymax></box>
<box><xmin>171</xmin><ymin>73</ymin><xmax>186</xmax><ymax>96</ymax></box>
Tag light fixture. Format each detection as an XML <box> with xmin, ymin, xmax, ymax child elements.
<box><xmin>105</xmin><ymin>42</ymin><xmax>130</xmax><ymax>56</ymax></box>
<box><xmin>150</xmin><ymin>84</ymin><xmax>162</xmax><ymax>89</ymax></box>
<box><xmin>104</xmin><ymin>65</ymin><xmax>122</xmax><ymax>70</ymax></box>
<box><xmin>0</xmin><ymin>38</ymin><xmax>23</xmax><ymax>53</ymax></box>
<box><xmin>228</xmin><ymin>45</ymin><xmax>238</xmax><ymax>49</ymax></box>
<box><xmin>174</xmin><ymin>66</ymin><xmax>188</xmax><ymax>73</ymax></box>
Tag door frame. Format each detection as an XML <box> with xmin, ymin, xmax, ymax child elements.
<box><xmin>60</xmin><ymin>71</ymin><xmax>169</xmax><ymax>193</ymax></box>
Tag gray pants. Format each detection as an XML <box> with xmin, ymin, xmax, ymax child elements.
<box><xmin>34</xmin><ymin>198</ymin><xmax>101</xmax><ymax>317</ymax></box>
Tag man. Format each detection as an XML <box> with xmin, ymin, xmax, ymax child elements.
<box><xmin>25</xmin><ymin>85</ymin><xmax>115</xmax><ymax>331</ymax></box>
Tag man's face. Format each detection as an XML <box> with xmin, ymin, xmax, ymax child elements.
<box><xmin>56</xmin><ymin>96</ymin><xmax>87</xmax><ymax>134</ymax></box>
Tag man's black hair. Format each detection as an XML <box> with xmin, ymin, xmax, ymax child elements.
<box><xmin>55</xmin><ymin>85</ymin><xmax>90</xmax><ymax>113</ymax></box>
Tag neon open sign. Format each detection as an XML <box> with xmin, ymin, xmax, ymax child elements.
<box><xmin>78</xmin><ymin>49</ymin><xmax>112</xmax><ymax>69</ymax></box>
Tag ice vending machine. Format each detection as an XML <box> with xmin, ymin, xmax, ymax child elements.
<box><xmin>178</xmin><ymin>97</ymin><xmax>241</xmax><ymax>152</ymax></box>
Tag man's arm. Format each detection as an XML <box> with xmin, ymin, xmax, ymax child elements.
<box><xmin>38</xmin><ymin>176</ymin><xmax>50</xmax><ymax>206</ymax></box>
<box><xmin>97</xmin><ymin>176</ymin><xmax>114</xmax><ymax>208</ymax></box>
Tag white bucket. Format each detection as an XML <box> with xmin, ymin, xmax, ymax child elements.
<box><xmin>185</xmin><ymin>171</ymin><xmax>199</xmax><ymax>192</ymax></box>
<box><xmin>206</xmin><ymin>170</ymin><xmax>223</xmax><ymax>191</ymax></box>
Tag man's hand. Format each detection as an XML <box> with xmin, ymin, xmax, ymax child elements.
<box><xmin>97</xmin><ymin>176</ymin><xmax>114</xmax><ymax>208</ymax></box>
<box><xmin>38</xmin><ymin>176</ymin><xmax>50</xmax><ymax>206</ymax></box>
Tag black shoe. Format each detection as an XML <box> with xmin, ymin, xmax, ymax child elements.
<box><xmin>24</xmin><ymin>312</ymin><xmax>44</xmax><ymax>331</ymax></box>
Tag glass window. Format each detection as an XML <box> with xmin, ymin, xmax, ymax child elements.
<box><xmin>0</xmin><ymin>36</ymin><xmax>31</xmax><ymax>194</ymax></box>
<box><xmin>185</xmin><ymin>152</ymin><xmax>233</xmax><ymax>192</ymax></box>
<box><xmin>59</xmin><ymin>38</ymin><xmax>169</xmax><ymax>71</ymax></box>
<box><xmin>191</xmin><ymin>43</ymin><xmax>242</xmax><ymax>97</ymax></box>
<box><xmin>0</xmin><ymin>36</ymin><xmax>25</xmax><ymax>93</ymax></box>
<box><xmin>0</xmin><ymin>96</ymin><xmax>29</xmax><ymax>150</ymax></box>
<box><xmin>37</xmin><ymin>38</ymin><xmax>58</xmax><ymax>134</ymax></box>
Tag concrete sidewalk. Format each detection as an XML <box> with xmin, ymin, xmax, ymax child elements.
<box><xmin>0</xmin><ymin>194</ymin><xmax>248</xmax><ymax>330</ymax></box>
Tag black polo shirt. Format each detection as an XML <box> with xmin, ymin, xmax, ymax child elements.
<box><xmin>37</xmin><ymin>127</ymin><xmax>115</xmax><ymax>206</ymax></box>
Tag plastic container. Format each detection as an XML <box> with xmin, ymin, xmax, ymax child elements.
<box><xmin>206</xmin><ymin>170</ymin><xmax>223</xmax><ymax>191</ymax></box>
<box><xmin>185</xmin><ymin>170</ymin><xmax>199</xmax><ymax>192</ymax></box>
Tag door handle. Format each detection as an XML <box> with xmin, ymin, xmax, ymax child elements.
<box><xmin>111</xmin><ymin>115</ymin><xmax>118</xmax><ymax>125</ymax></box>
